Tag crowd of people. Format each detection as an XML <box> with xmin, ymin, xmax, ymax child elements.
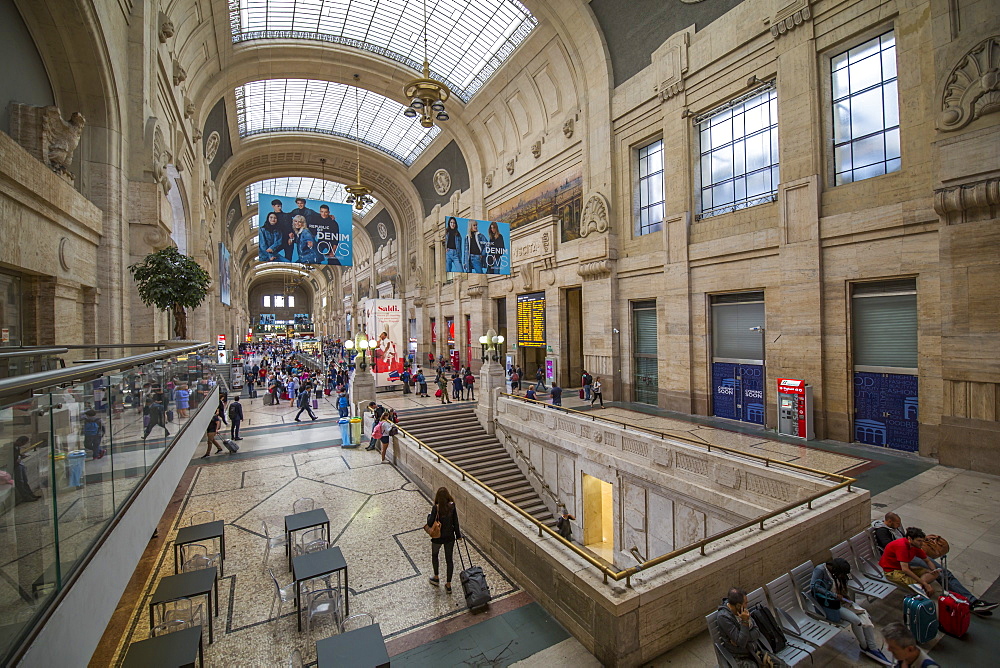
<box><xmin>715</xmin><ymin>512</ymin><xmax>996</xmax><ymax>667</ymax></box>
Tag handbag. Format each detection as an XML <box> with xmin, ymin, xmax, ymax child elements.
<box><xmin>424</xmin><ymin>511</ymin><xmax>442</xmax><ymax>538</ymax></box>
<box><xmin>435</xmin><ymin>389</ymin><xmax>443</xmax><ymax>397</ymax></box>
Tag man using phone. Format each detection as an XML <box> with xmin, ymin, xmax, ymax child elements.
<box><xmin>716</xmin><ymin>587</ymin><xmax>789</xmax><ymax>667</ymax></box>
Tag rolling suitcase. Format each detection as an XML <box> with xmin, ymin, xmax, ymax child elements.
<box><xmin>457</xmin><ymin>537</ymin><xmax>491</xmax><ymax>612</ymax></box>
<box><xmin>938</xmin><ymin>556</ymin><xmax>970</xmax><ymax>637</ymax></box>
<box><xmin>222</xmin><ymin>439</ymin><xmax>239</xmax><ymax>453</ymax></box>
<box><xmin>263</xmin><ymin>393</ymin><xmax>274</xmax><ymax>406</ymax></box>
<box><xmin>313</xmin><ymin>399</ymin><xmax>319</xmax><ymax>409</ymax></box>
<box><xmin>904</xmin><ymin>593</ymin><xmax>939</xmax><ymax>643</ymax></box>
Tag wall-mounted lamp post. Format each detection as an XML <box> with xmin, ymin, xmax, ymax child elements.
<box><xmin>480</xmin><ymin>328</ymin><xmax>505</xmax><ymax>363</ymax></box>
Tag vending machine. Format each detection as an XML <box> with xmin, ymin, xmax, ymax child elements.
<box><xmin>776</xmin><ymin>378</ymin><xmax>814</xmax><ymax>439</ymax></box>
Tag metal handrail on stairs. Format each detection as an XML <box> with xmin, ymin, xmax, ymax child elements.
<box><xmin>493</xmin><ymin>420</ymin><xmax>563</xmax><ymax>511</ymax></box>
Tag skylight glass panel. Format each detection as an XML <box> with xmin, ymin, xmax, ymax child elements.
<box><xmin>229</xmin><ymin>0</ymin><xmax>537</xmax><ymax>101</ymax></box>
<box><xmin>235</xmin><ymin>79</ymin><xmax>439</xmax><ymax>165</ymax></box>
<box><xmin>245</xmin><ymin>176</ymin><xmax>377</xmax><ymax>216</ymax></box>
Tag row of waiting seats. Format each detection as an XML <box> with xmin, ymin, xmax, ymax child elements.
<box><xmin>706</xmin><ymin>529</ymin><xmax>913</xmax><ymax>667</ymax></box>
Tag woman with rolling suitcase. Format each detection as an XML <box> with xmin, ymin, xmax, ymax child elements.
<box><xmin>425</xmin><ymin>486</ymin><xmax>461</xmax><ymax>593</ymax></box>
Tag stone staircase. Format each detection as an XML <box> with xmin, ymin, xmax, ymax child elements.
<box><xmin>398</xmin><ymin>403</ymin><xmax>556</xmax><ymax>528</ymax></box>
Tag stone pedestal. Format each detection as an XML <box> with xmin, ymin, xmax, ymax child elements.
<box><xmin>475</xmin><ymin>359</ymin><xmax>507</xmax><ymax>434</ymax></box>
<box><xmin>350</xmin><ymin>366</ymin><xmax>376</xmax><ymax>421</ymax></box>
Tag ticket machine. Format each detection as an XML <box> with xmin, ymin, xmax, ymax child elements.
<box><xmin>776</xmin><ymin>378</ymin><xmax>814</xmax><ymax>439</ymax></box>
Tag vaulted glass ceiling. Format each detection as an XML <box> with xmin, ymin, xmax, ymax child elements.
<box><xmin>246</xmin><ymin>176</ymin><xmax>377</xmax><ymax>221</ymax></box>
<box><xmin>228</xmin><ymin>0</ymin><xmax>536</xmax><ymax>101</ymax></box>
<box><xmin>235</xmin><ymin>79</ymin><xmax>439</xmax><ymax>165</ymax></box>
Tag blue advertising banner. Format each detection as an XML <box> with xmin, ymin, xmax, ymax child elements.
<box><xmin>443</xmin><ymin>216</ymin><xmax>510</xmax><ymax>275</ymax></box>
<box><xmin>218</xmin><ymin>242</ymin><xmax>231</xmax><ymax>306</ymax></box>
<box><xmin>258</xmin><ymin>194</ymin><xmax>352</xmax><ymax>266</ymax></box>
<box><xmin>712</xmin><ymin>362</ymin><xmax>765</xmax><ymax>425</ymax></box>
<box><xmin>853</xmin><ymin>371</ymin><xmax>919</xmax><ymax>451</ymax></box>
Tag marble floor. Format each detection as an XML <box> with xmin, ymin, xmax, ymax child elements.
<box><xmin>104</xmin><ymin>442</ymin><xmax>522</xmax><ymax>666</ymax></box>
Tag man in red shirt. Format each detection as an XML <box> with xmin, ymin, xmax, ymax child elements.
<box><xmin>879</xmin><ymin>527</ymin><xmax>939</xmax><ymax>595</ymax></box>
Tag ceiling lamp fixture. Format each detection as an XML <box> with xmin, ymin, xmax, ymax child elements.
<box><xmin>344</xmin><ymin>75</ymin><xmax>375</xmax><ymax>210</ymax></box>
<box><xmin>402</xmin><ymin>0</ymin><xmax>451</xmax><ymax>128</ymax></box>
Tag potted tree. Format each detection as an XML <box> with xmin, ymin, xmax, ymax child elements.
<box><xmin>128</xmin><ymin>246</ymin><xmax>212</xmax><ymax>340</ymax></box>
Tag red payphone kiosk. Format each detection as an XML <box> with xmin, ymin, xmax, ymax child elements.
<box><xmin>776</xmin><ymin>378</ymin><xmax>814</xmax><ymax>439</ymax></box>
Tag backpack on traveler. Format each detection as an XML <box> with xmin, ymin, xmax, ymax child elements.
<box><xmin>227</xmin><ymin>403</ymin><xmax>239</xmax><ymax>421</ymax></box>
<box><xmin>749</xmin><ymin>603</ymin><xmax>787</xmax><ymax>653</ymax></box>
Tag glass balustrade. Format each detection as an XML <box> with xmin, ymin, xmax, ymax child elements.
<box><xmin>0</xmin><ymin>345</ymin><xmax>216</xmax><ymax>663</ymax></box>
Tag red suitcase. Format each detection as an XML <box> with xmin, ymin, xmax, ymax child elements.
<box><xmin>938</xmin><ymin>556</ymin><xmax>970</xmax><ymax>637</ymax></box>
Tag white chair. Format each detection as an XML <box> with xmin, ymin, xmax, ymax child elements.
<box><xmin>180</xmin><ymin>543</ymin><xmax>220</xmax><ymax>577</ymax></box>
<box><xmin>261</xmin><ymin>521</ymin><xmax>288</xmax><ymax>571</ymax></box>
<box><xmin>849</xmin><ymin>532</ymin><xmax>892</xmax><ymax>582</ymax></box>
<box><xmin>151</xmin><ymin>618</ymin><xmax>191</xmax><ymax>637</ymax></box>
<box><xmin>340</xmin><ymin>612</ymin><xmax>376</xmax><ymax>633</ymax></box>
<box><xmin>189</xmin><ymin>511</ymin><xmax>215</xmax><ymax>526</ymax></box>
<box><xmin>764</xmin><ymin>573</ymin><xmax>842</xmax><ymax>647</ymax></box>
<box><xmin>267</xmin><ymin>567</ymin><xmax>296</xmax><ymax>621</ymax></box>
<box><xmin>790</xmin><ymin>561</ymin><xmax>850</xmax><ymax>629</ymax></box>
<box><xmin>154</xmin><ymin>596</ymin><xmax>204</xmax><ymax>630</ymax></box>
<box><xmin>830</xmin><ymin>541</ymin><xmax>895</xmax><ymax>600</ymax></box>
<box><xmin>292</xmin><ymin>497</ymin><xmax>315</xmax><ymax>514</ymax></box>
<box><xmin>745</xmin><ymin>587</ymin><xmax>815</xmax><ymax>665</ymax></box>
<box><xmin>305</xmin><ymin>587</ymin><xmax>342</xmax><ymax>634</ymax></box>
<box><xmin>294</xmin><ymin>528</ymin><xmax>328</xmax><ymax>557</ymax></box>
<box><xmin>705</xmin><ymin>610</ymin><xmax>740</xmax><ymax>667</ymax></box>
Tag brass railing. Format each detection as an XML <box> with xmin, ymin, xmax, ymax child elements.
<box><xmin>396</xmin><ymin>394</ymin><xmax>856</xmax><ymax>588</ymax></box>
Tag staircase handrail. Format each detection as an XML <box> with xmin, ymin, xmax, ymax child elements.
<box><xmin>493</xmin><ymin>420</ymin><xmax>563</xmax><ymax>510</ymax></box>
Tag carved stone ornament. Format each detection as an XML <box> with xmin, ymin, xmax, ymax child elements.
<box><xmin>58</xmin><ymin>238</ymin><xmax>70</xmax><ymax>271</ymax></box>
<box><xmin>579</xmin><ymin>192</ymin><xmax>611</xmax><ymax>237</ymax></box>
<box><xmin>531</xmin><ymin>139</ymin><xmax>542</xmax><ymax>159</ymax></box>
<box><xmin>433</xmin><ymin>168</ymin><xmax>452</xmax><ymax>196</ymax></box>
<box><xmin>204</xmin><ymin>131</ymin><xmax>221</xmax><ymax>162</ymax></box>
<box><xmin>939</xmin><ymin>36</ymin><xmax>1000</xmax><ymax>131</ymax></box>
<box><xmin>562</xmin><ymin>117</ymin><xmax>574</xmax><ymax>138</ymax></box>
<box><xmin>467</xmin><ymin>284</ymin><xmax>484</xmax><ymax>298</ymax></box>
<box><xmin>159</xmin><ymin>21</ymin><xmax>175</xmax><ymax>43</ymax></box>
<box><xmin>484</xmin><ymin>170</ymin><xmax>494</xmax><ymax>188</ymax></box>
<box><xmin>184</xmin><ymin>100</ymin><xmax>196</xmax><ymax>119</ymax></box>
<box><xmin>192</xmin><ymin>129</ymin><xmax>202</xmax><ymax>142</ymax></box>
<box><xmin>770</xmin><ymin>2</ymin><xmax>812</xmax><ymax>39</ymax></box>
<box><xmin>505</xmin><ymin>158</ymin><xmax>515</xmax><ymax>175</ymax></box>
<box><xmin>152</xmin><ymin>125</ymin><xmax>171</xmax><ymax>194</ymax></box>
<box><xmin>172</xmin><ymin>59</ymin><xmax>187</xmax><ymax>86</ymax></box>
<box><xmin>933</xmin><ymin>177</ymin><xmax>1000</xmax><ymax>224</ymax></box>
<box><xmin>577</xmin><ymin>259</ymin><xmax>614</xmax><ymax>280</ymax></box>
<box><xmin>655</xmin><ymin>29</ymin><xmax>691</xmax><ymax>102</ymax></box>
<box><xmin>42</xmin><ymin>107</ymin><xmax>85</xmax><ymax>180</ymax></box>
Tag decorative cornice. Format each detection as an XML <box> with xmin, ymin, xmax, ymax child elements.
<box><xmin>770</xmin><ymin>5</ymin><xmax>812</xmax><ymax>39</ymax></box>
<box><xmin>939</xmin><ymin>36</ymin><xmax>1000</xmax><ymax>131</ymax></box>
<box><xmin>577</xmin><ymin>259</ymin><xmax>614</xmax><ymax>280</ymax></box>
<box><xmin>579</xmin><ymin>192</ymin><xmax>610</xmax><ymax>238</ymax></box>
<box><xmin>933</xmin><ymin>177</ymin><xmax>1000</xmax><ymax>224</ymax></box>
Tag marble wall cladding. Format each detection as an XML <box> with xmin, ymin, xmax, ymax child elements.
<box><xmin>647</xmin><ymin>492</ymin><xmax>674</xmax><ymax>555</ymax></box>
<box><xmin>557</xmin><ymin>453</ymin><xmax>576</xmax><ymax>508</ymax></box>
<box><xmin>622</xmin><ymin>480</ymin><xmax>647</xmax><ymax>557</ymax></box>
<box><xmin>674</xmin><ymin>504</ymin><xmax>706</xmax><ymax>547</ymax></box>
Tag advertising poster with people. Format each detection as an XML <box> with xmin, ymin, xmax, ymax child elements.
<box><xmin>218</xmin><ymin>242</ymin><xmax>231</xmax><ymax>306</ymax></box>
<box><xmin>443</xmin><ymin>216</ymin><xmax>510</xmax><ymax>275</ymax></box>
<box><xmin>364</xmin><ymin>299</ymin><xmax>404</xmax><ymax>387</ymax></box>
<box><xmin>257</xmin><ymin>194</ymin><xmax>353</xmax><ymax>266</ymax></box>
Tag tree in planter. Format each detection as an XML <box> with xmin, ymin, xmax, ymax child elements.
<box><xmin>128</xmin><ymin>246</ymin><xmax>212</xmax><ymax>340</ymax></box>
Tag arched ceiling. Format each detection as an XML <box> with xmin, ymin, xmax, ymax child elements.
<box><xmin>235</xmin><ymin>79</ymin><xmax>440</xmax><ymax>165</ymax></box>
<box><xmin>245</xmin><ymin>176</ymin><xmax>378</xmax><ymax>216</ymax></box>
<box><xmin>228</xmin><ymin>0</ymin><xmax>537</xmax><ymax>101</ymax></box>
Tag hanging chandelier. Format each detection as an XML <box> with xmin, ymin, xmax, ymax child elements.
<box><xmin>402</xmin><ymin>0</ymin><xmax>451</xmax><ymax>128</ymax></box>
<box><xmin>345</xmin><ymin>75</ymin><xmax>375</xmax><ymax>210</ymax></box>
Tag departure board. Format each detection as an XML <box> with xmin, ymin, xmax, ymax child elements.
<box><xmin>517</xmin><ymin>292</ymin><xmax>546</xmax><ymax>347</ymax></box>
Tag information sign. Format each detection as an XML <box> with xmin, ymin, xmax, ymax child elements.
<box><xmin>517</xmin><ymin>292</ymin><xmax>546</xmax><ymax>347</ymax></box>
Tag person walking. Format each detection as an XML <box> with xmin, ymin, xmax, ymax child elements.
<box><xmin>425</xmin><ymin>486</ymin><xmax>462</xmax><ymax>593</ymax></box>
<box><xmin>142</xmin><ymin>396</ymin><xmax>170</xmax><ymax>440</ymax></box>
<box><xmin>535</xmin><ymin>365</ymin><xmax>546</xmax><ymax>390</ymax></box>
<box><xmin>294</xmin><ymin>386</ymin><xmax>318</xmax><ymax>421</ymax></box>
<box><xmin>510</xmin><ymin>368</ymin><xmax>520</xmax><ymax>391</ymax></box>
<box><xmin>581</xmin><ymin>370</ymin><xmax>593</xmax><ymax>402</ymax></box>
<box><xmin>416</xmin><ymin>369</ymin><xmax>428</xmax><ymax>397</ymax></box>
<box><xmin>81</xmin><ymin>409</ymin><xmax>106</xmax><ymax>459</ymax></box>
<box><xmin>550</xmin><ymin>382</ymin><xmax>563</xmax><ymax>406</ymax></box>
<box><xmin>451</xmin><ymin>373</ymin><xmax>463</xmax><ymax>401</ymax></box>
<box><xmin>337</xmin><ymin>391</ymin><xmax>350</xmax><ymax>418</ymax></box>
<box><xmin>228</xmin><ymin>396</ymin><xmax>244</xmax><ymax>440</ymax></box>
<box><xmin>401</xmin><ymin>367</ymin><xmax>411</xmax><ymax>394</ymax></box>
<box><xmin>200</xmin><ymin>408</ymin><xmax>224</xmax><ymax>458</ymax></box>
<box><xmin>591</xmin><ymin>377</ymin><xmax>604</xmax><ymax>408</ymax></box>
